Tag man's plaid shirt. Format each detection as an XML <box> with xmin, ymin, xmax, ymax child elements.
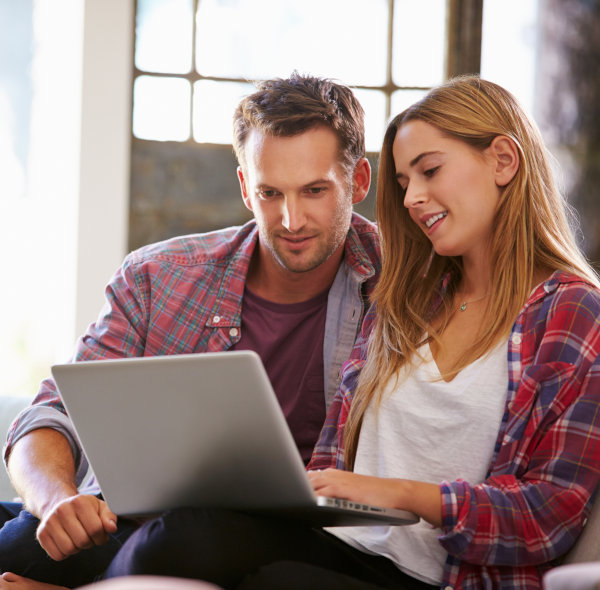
<box><xmin>4</xmin><ymin>215</ymin><xmax>380</xmax><ymax>484</ymax></box>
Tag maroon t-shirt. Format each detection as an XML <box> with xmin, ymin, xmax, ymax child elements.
<box><xmin>231</xmin><ymin>287</ymin><xmax>328</xmax><ymax>463</ymax></box>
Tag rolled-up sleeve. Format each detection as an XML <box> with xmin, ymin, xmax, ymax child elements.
<box><xmin>439</xmin><ymin>283</ymin><xmax>600</xmax><ymax>567</ymax></box>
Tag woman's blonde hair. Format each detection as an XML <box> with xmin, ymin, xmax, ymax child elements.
<box><xmin>344</xmin><ymin>75</ymin><xmax>599</xmax><ymax>467</ymax></box>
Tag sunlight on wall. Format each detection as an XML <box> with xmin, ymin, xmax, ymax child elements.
<box><xmin>0</xmin><ymin>0</ymin><xmax>82</xmax><ymax>397</ymax></box>
<box><xmin>481</xmin><ymin>0</ymin><xmax>539</xmax><ymax>117</ymax></box>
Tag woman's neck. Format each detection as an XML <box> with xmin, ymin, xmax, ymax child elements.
<box><xmin>458</xmin><ymin>253</ymin><xmax>491</xmax><ymax>299</ymax></box>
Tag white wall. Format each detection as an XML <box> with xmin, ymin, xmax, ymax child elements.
<box><xmin>75</xmin><ymin>0</ymin><xmax>133</xmax><ymax>338</ymax></box>
<box><xmin>0</xmin><ymin>0</ymin><xmax>133</xmax><ymax>396</ymax></box>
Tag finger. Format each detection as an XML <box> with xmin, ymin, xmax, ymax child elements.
<box><xmin>37</xmin><ymin>525</ymin><xmax>72</xmax><ymax>561</ymax></box>
<box><xmin>58</xmin><ymin>499</ymin><xmax>103</xmax><ymax>549</ymax></box>
<box><xmin>72</xmin><ymin>498</ymin><xmax>112</xmax><ymax>547</ymax></box>
<box><xmin>99</xmin><ymin>501</ymin><xmax>118</xmax><ymax>534</ymax></box>
<box><xmin>40</xmin><ymin>513</ymin><xmax>95</xmax><ymax>559</ymax></box>
<box><xmin>38</xmin><ymin>496</ymin><xmax>102</xmax><ymax>559</ymax></box>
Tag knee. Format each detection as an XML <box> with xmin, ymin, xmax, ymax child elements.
<box><xmin>0</xmin><ymin>509</ymin><xmax>45</xmax><ymax>572</ymax></box>
<box><xmin>108</xmin><ymin>509</ymin><xmax>188</xmax><ymax>575</ymax></box>
<box><xmin>106</xmin><ymin>508</ymin><xmax>231</xmax><ymax>577</ymax></box>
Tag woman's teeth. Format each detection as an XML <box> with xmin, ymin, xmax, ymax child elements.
<box><xmin>426</xmin><ymin>212</ymin><xmax>448</xmax><ymax>228</ymax></box>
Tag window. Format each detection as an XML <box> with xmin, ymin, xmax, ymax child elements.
<box><xmin>128</xmin><ymin>0</ymin><xmax>540</xmax><ymax>252</ymax></box>
<box><xmin>133</xmin><ymin>0</ymin><xmax>448</xmax><ymax>151</ymax></box>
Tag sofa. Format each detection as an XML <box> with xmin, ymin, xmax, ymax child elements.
<box><xmin>0</xmin><ymin>395</ymin><xmax>32</xmax><ymax>502</ymax></box>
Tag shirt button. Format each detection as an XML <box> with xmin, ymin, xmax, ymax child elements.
<box><xmin>229</xmin><ymin>328</ymin><xmax>239</xmax><ymax>337</ymax></box>
<box><xmin>213</xmin><ymin>316</ymin><xmax>221</xmax><ymax>324</ymax></box>
<box><xmin>544</xmin><ymin>283</ymin><xmax>552</xmax><ymax>293</ymax></box>
<box><xmin>511</xmin><ymin>334</ymin><xmax>522</xmax><ymax>345</ymax></box>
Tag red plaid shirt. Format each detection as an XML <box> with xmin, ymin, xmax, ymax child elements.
<box><xmin>4</xmin><ymin>215</ymin><xmax>380</xmax><ymax>483</ymax></box>
<box><xmin>309</xmin><ymin>272</ymin><xmax>600</xmax><ymax>589</ymax></box>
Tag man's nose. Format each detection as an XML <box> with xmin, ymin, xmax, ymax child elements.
<box><xmin>281</xmin><ymin>195</ymin><xmax>307</xmax><ymax>233</ymax></box>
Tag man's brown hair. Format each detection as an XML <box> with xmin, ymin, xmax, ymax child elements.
<box><xmin>233</xmin><ymin>71</ymin><xmax>365</xmax><ymax>177</ymax></box>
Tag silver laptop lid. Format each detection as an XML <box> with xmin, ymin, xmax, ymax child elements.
<box><xmin>52</xmin><ymin>351</ymin><xmax>317</xmax><ymax>516</ymax></box>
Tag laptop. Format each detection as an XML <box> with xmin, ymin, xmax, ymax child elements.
<box><xmin>51</xmin><ymin>351</ymin><xmax>418</xmax><ymax>527</ymax></box>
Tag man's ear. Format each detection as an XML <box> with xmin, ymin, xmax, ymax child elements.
<box><xmin>351</xmin><ymin>157</ymin><xmax>371</xmax><ymax>205</ymax></box>
<box><xmin>237</xmin><ymin>166</ymin><xmax>253</xmax><ymax>212</ymax></box>
<box><xmin>489</xmin><ymin>136</ymin><xmax>519</xmax><ymax>187</ymax></box>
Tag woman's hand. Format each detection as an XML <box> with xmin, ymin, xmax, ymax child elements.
<box><xmin>307</xmin><ymin>468</ymin><xmax>442</xmax><ymax>526</ymax></box>
<box><xmin>308</xmin><ymin>468</ymin><xmax>403</xmax><ymax>509</ymax></box>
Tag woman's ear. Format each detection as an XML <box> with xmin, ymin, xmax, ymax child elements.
<box><xmin>489</xmin><ymin>135</ymin><xmax>520</xmax><ymax>187</ymax></box>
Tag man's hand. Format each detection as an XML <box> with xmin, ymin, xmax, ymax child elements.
<box><xmin>6</xmin><ymin>429</ymin><xmax>118</xmax><ymax>560</ymax></box>
<box><xmin>36</xmin><ymin>493</ymin><xmax>117</xmax><ymax>561</ymax></box>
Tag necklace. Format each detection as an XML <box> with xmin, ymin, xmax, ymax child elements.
<box><xmin>458</xmin><ymin>293</ymin><xmax>489</xmax><ymax>312</ymax></box>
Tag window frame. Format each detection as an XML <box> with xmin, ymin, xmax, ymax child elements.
<box><xmin>132</xmin><ymin>0</ymin><xmax>483</xmax><ymax>145</ymax></box>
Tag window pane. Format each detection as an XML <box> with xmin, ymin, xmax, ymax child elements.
<box><xmin>393</xmin><ymin>0</ymin><xmax>446</xmax><ymax>87</ymax></box>
<box><xmin>195</xmin><ymin>0</ymin><xmax>388</xmax><ymax>86</ymax></box>
<box><xmin>136</xmin><ymin>0</ymin><xmax>193</xmax><ymax>73</ymax></box>
<box><xmin>391</xmin><ymin>89</ymin><xmax>428</xmax><ymax>118</ymax></box>
<box><xmin>353</xmin><ymin>89</ymin><xmax>387</xmax><ymax>153</ymax></box>
<box><xmin>193</xmin><ymin>80</ymin><xmax>255</xmax><ymax>144</ymax></box>
<box><xmin>133</xmin><ymin>76</ymin><xmax>191</xmax><ymax>141</ymax></box>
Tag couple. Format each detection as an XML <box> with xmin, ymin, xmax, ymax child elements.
<box><xmin>2</xmin><ymin>73</ymin><xmax>600</xmax><ymax>589</ymax></box>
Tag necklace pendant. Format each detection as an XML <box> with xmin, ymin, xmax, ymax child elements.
<box><xmin>459</xmin><ymin>302</ymin><xmax>467</xmax><ymax>312</ymax></box>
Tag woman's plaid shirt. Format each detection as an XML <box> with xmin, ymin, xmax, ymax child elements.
<box><xmin>309</xmin><ymin>272</ymin><xmax>600</xmax><ymax>589</ymax></box>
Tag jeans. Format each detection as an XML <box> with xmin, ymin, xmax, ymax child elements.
<box><xmin>0</xmin><ymin>500</ymin><xmax>139</xmax><ymax>588</ymax></box>
<box><xmin>105</xmin><ymin>507</ymin><xmax>437</xmax><ymax>590</ymax></box>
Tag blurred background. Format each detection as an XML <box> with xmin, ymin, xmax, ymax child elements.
<box><xmin>0</xmin><ymin>0</ymin><xmax>598</xmax><ymax>397</ymax></box>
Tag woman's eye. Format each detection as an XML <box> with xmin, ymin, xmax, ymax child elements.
<box><xmin>424</xmin><ymin>166</ymin><xmax>440</xmax><ymax>178</ymax></box>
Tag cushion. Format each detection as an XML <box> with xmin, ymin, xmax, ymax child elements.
<box><xmin>0</xmin><ymin>396</ymin><xmax>32</xmax><ymax>502</ymax></box>
<box><xmin>564</xmin><ymin>488</ymin><xmax>600</xmax><ymax>564</ymax></box>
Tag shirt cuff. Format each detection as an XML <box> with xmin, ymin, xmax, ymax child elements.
<box><xmin>3</xmin><ymin>404</ymin><xmax>90</xmax><ymax>487</ymax></box>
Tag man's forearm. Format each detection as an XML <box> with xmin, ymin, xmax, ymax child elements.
<box><xmin>7</xmin><ymin>427</ymin><xmax>78</xmax><ymax>519</ymax></box>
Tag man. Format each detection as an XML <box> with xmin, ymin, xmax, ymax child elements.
<box><xmin>0</xmin><ymin>72</ymin><xmax>379</xmax><ymax>588</ymax></box>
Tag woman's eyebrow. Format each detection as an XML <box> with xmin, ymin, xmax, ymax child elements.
<box><xmin>396</xmin><ymin>151</ymin><xmax>443</xmax><ymax>180</ymax></box>
<box><xmin>409</xmin><ymin>150</ymin><xmax>443</xmax><ymax>168</ymax></box>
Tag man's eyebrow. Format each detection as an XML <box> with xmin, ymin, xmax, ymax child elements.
<box><xmin>254</xmin><ymin>183</ymin><xmax>277</xmax><ymax>193</ymax></box>
<box><xmin>303</xmin><ymin>178</ymin><xmax>331</xmax><ymax>188</ymax></box>
<box><xmin>255</xmin><ymin>178</ymin><xmax>331</xmax><ymax>191</ymax></box>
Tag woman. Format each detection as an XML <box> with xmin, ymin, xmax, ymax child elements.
<box><xmin>307</xmin><ymin>75</ymin><xmax>600</xmax><ymax>588</ymax></box>
<box><xmin>103</xmin><ymin>76</ymin><xmax>600</xmax><ymax>590</ymax></box>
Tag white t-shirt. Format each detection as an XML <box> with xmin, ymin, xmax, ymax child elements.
<box><xmin>328</xmin><ymin>340</ymin><xmax>508</xmax><ymax>585</ymax></box>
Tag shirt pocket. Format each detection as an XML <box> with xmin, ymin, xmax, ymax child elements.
<box><xmin>504</xmin><ymin>361</ymin><xmax>577</xmax><ymax>445</ymax></box>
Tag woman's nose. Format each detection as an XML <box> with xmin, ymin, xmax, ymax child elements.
<box><xmin>403</xmin><ymin>181</ymin><xmax>427</xmax><ymax>209</ymax></box>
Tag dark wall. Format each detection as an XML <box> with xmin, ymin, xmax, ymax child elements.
<box><xmin>538</xmin><ymin>0</ymin><xmax>600</xmax><ymax>271</ymax></box>
<box><xmin>129</xmin><ymin>138</ymin><xmax>378</xmax><ymax>251</ymax></box>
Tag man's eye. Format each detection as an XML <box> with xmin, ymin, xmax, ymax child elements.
<box><xmin>259</xmin><ymin>189</ymin><xmax>279</xmax><ymax>198</ymax></box>
<box><xmin>424</xmin><ymin>166</ymin><xmax>440</xmax><ymax>178</ymax></box>
<box><xmin>306</xmin><ymin>187</ymin><xmax>325</xmax><ymax>195</ymax></box>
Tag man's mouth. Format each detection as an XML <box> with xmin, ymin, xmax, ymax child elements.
<box><xmin>280</xmin><ymin>234</ymin><xmax>314</xmax><ymax>243</ymax></box>
<box><xmin>425</xmin><ymin>212</ymin><xmax>448</xmax><ymax>229</ymax></box>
